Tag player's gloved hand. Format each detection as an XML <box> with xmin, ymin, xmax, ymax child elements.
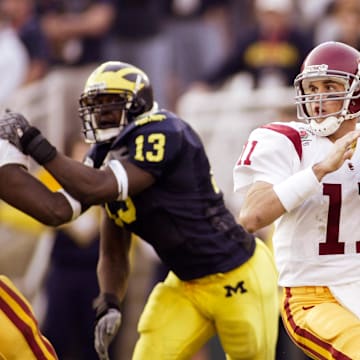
<box><xmin>0</xmin><ymin>110</ymin><xmax>31</xmax><ymax>149</ymax></box>
<box><xmin>93</xmin><ymin>293</ymin><xmax>122</xmax><ymax>360</ymax></box>
<box><xmin>0</xmin><ymin>110</ymin><xmax>56</xmax><ymax>164</ymax></box>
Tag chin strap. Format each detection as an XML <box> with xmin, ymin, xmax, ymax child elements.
<box><xmin>310</xmin><ymin>116</ymin><xmax>344</xmax><ymax>137</ymax></box>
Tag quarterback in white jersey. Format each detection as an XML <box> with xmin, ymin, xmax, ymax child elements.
<box><xmin>234</xmin><ymin>41</ymin><xmax>360</xmax><ymax>359</ymax></box>
<box><xmin>234</xmin><ymin>120</ymin><xmax>360</xmax><ymax>287</ymax></box>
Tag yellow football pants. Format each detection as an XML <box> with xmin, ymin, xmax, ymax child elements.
<box><xmin>0</xmin><ymin>275</ymin><xmax>58</xmax><ymax>359</ymax></box>
<box><xmin>133</xmin><ymin>239</ymin><xmax>279</xmax><ymax>360</ymax></box>
<box><xmin>281</xmin><ymin>286</ymin><xmax>360</xmax><ymax>359</ymax></box>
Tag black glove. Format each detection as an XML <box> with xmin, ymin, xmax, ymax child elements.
<box><xmin>0</xmin><ymin>110</ymin><xmax>57</xmax><ymax>164</ymax></box>
<box><xmin>93</xmin><ymin>293</ymin><xmax>122</xmax><ymax>360</ymax></box>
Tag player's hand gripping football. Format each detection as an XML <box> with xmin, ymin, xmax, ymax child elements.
<box><xmin>0</xmin><ymin>109</ymin><xmax>57</xmax><ymax>164</ymax></box>
<box><xmin>93</xmin><ymin>293</ymin><xmax>122</xmax><ymax>360</ymax></box>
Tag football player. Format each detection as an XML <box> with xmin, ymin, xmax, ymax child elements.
<box><xmin>233</xmin><ymin>41</ymin><xmax>360</xmax><ymax>359</ymax></box>
<box><xmin>0</xmin><ymin>135</ymin><xmax>71</xmax><ymax>360</ymax></box>
<box><xmin>0</xmin><ymin>61</ymin><xmax>279</xmax><ymax>360</ymax></box>
<box><xmin>0</xmin><ymin>274</ymin><xmax>57</xmax><ymax>359</ymax></box>
<box><xmin>0</xmin><ymin>124</ymin><xmax>121</xmax><ymax>359</ymax></box>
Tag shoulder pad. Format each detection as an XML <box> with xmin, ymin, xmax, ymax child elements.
<box><xmin>111</xmin><ymin>110</ymin><xmax>173</xmax><ymax>150</ymax></box>
<box><xmin>261</xmin><ymin>122</ymin><xmax>304</xmax><ymax>161</ymax></box>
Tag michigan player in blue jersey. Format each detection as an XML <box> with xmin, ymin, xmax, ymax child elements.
<box><xmin>0</xmin><ymin>61</ymin><xmax>279</xmax><ymax>360</ymax></box>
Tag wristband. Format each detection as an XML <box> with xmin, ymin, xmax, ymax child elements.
<box><xmin>20</xmin><ymin>127</ymin><xmax>57</xmax><ymax>165</ymax></box>
<box><xmin>107</xmin><ymin>160</ymin><xmax>128</xmax><ymax>201</ymax></box>
<box><xmin>58</xmin><ymin>189</ymin><xmax>82</xmax><ymax>221</ymax></box>
<box><xmin>93</xmin><ymin>293</ymin><xmax>121</xmax><ymax>320</ymax></box>
<box><xmin>273</xmin><ymin>167</ymin><xmax>321</xmax><ymax>212</ymax></box>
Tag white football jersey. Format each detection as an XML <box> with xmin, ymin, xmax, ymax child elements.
<box><xmin>233</xmin><ymin>121</ymin><xmax>360</xmax><ymax>287</ymax></box>
<box><xmin>0</xmin><ymin>139</ymin><xmax>28</xmax><ymax>168</ymax></box>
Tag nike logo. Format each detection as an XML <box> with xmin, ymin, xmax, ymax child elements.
<box><xmin>302</xmin><ymin>306</ymin><xmax>314</xmax><ymax>311</ymax></box>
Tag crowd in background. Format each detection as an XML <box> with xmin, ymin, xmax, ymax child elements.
<box><xmin>1</xmin><ymin>0</ymin><xmax>360</xmax><ymax>359</ymax></box>
<box><xmin>3</xmin><ymin>0</ymin><xmax>360</xmax><ymax>120</ymax></box>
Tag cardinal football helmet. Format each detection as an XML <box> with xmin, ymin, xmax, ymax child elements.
<box><xmin>294</xmin><ymin>41</ymin><xmax>360</xmax><ymax>136</ymax></box>
<box><xmin>79</xmin><ymin>61</ymin><xmax>154</xmax><ymax>143</ymax></box>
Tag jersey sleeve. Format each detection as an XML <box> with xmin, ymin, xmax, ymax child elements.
<box><xmin>125</xmin><ymin>121</ymin><xmax>183</xmax><ymax>178</ymax></box>
<box><xmin>0</xmin><ymin>139</ymin><xmax>28</xmax><ymax>168</ymax></box>
<box><xmin>233</xmin><ymin>123</ymin><xmax>302</xmax><ymax>197</ymax></box>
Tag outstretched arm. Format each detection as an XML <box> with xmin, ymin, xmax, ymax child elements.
<box><xmin>0</xmin><ymin>111</ymin><xmax>155</xmax><ymax>206</ymax></box>
<box><xmin>0</xmin><ymin>163</ymin><xmax>73</xmax><ymax>226</ymax></box>
<box><xmin>43</xmin><ymin>152</ymin><xmax>120</xmax><ymax>206</ymax></box>
<box><xmin>43</xmin><ymin>151</ymin><xmax>155</xmax><ymax>206</ymax></box>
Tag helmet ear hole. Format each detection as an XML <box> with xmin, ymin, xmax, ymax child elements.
<box><xmin>128</xmin><ymin>98</ymin><xmax>146</xmax><ymax>115</ymax></box>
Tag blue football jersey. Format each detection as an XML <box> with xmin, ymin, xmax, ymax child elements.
<box><xmin>87</xmin><ymin>110</ymin><xmax>255</xmax><ymax>280</ymax></box>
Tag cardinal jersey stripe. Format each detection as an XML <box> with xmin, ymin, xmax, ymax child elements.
<box><xmin>261</xmin><ymin>123</ymin><xmax>303</xmax><ymax>160</ymax></box>
<box><xmin>282</xmin><ymin>287</ymin><xmax>352</xmax><ymax>360</ymax></box>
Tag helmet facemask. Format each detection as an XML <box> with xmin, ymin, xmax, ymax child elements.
<box><xmin>294</xmin><ymin>64</ymin><xmax>360</xmax><ymax>137</ymax></box>
<box><xmin>78</xmin><ymin>61</ymin><xmax>154</xmax><ymax>144</ymax></box>
<box><xmin>79</xmin><ymin>91</ymin><xmax>136</xmax><ymax>143</ymax></box>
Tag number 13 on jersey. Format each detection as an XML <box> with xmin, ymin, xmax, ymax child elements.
<box><xmin>134</xmin><ymin>133</ymin><xmax>166</xmax><ymax>162</ymax></box>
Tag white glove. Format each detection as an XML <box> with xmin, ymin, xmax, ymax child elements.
<box><xmin>93</xmin><ymin>293</ymin><xmax>122</xmax><ymax>360</ymax></box>
<box><xmin>94</xmin><ymin>308</ymin><xmax>122</xmax><ymax>360</ymax></box>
